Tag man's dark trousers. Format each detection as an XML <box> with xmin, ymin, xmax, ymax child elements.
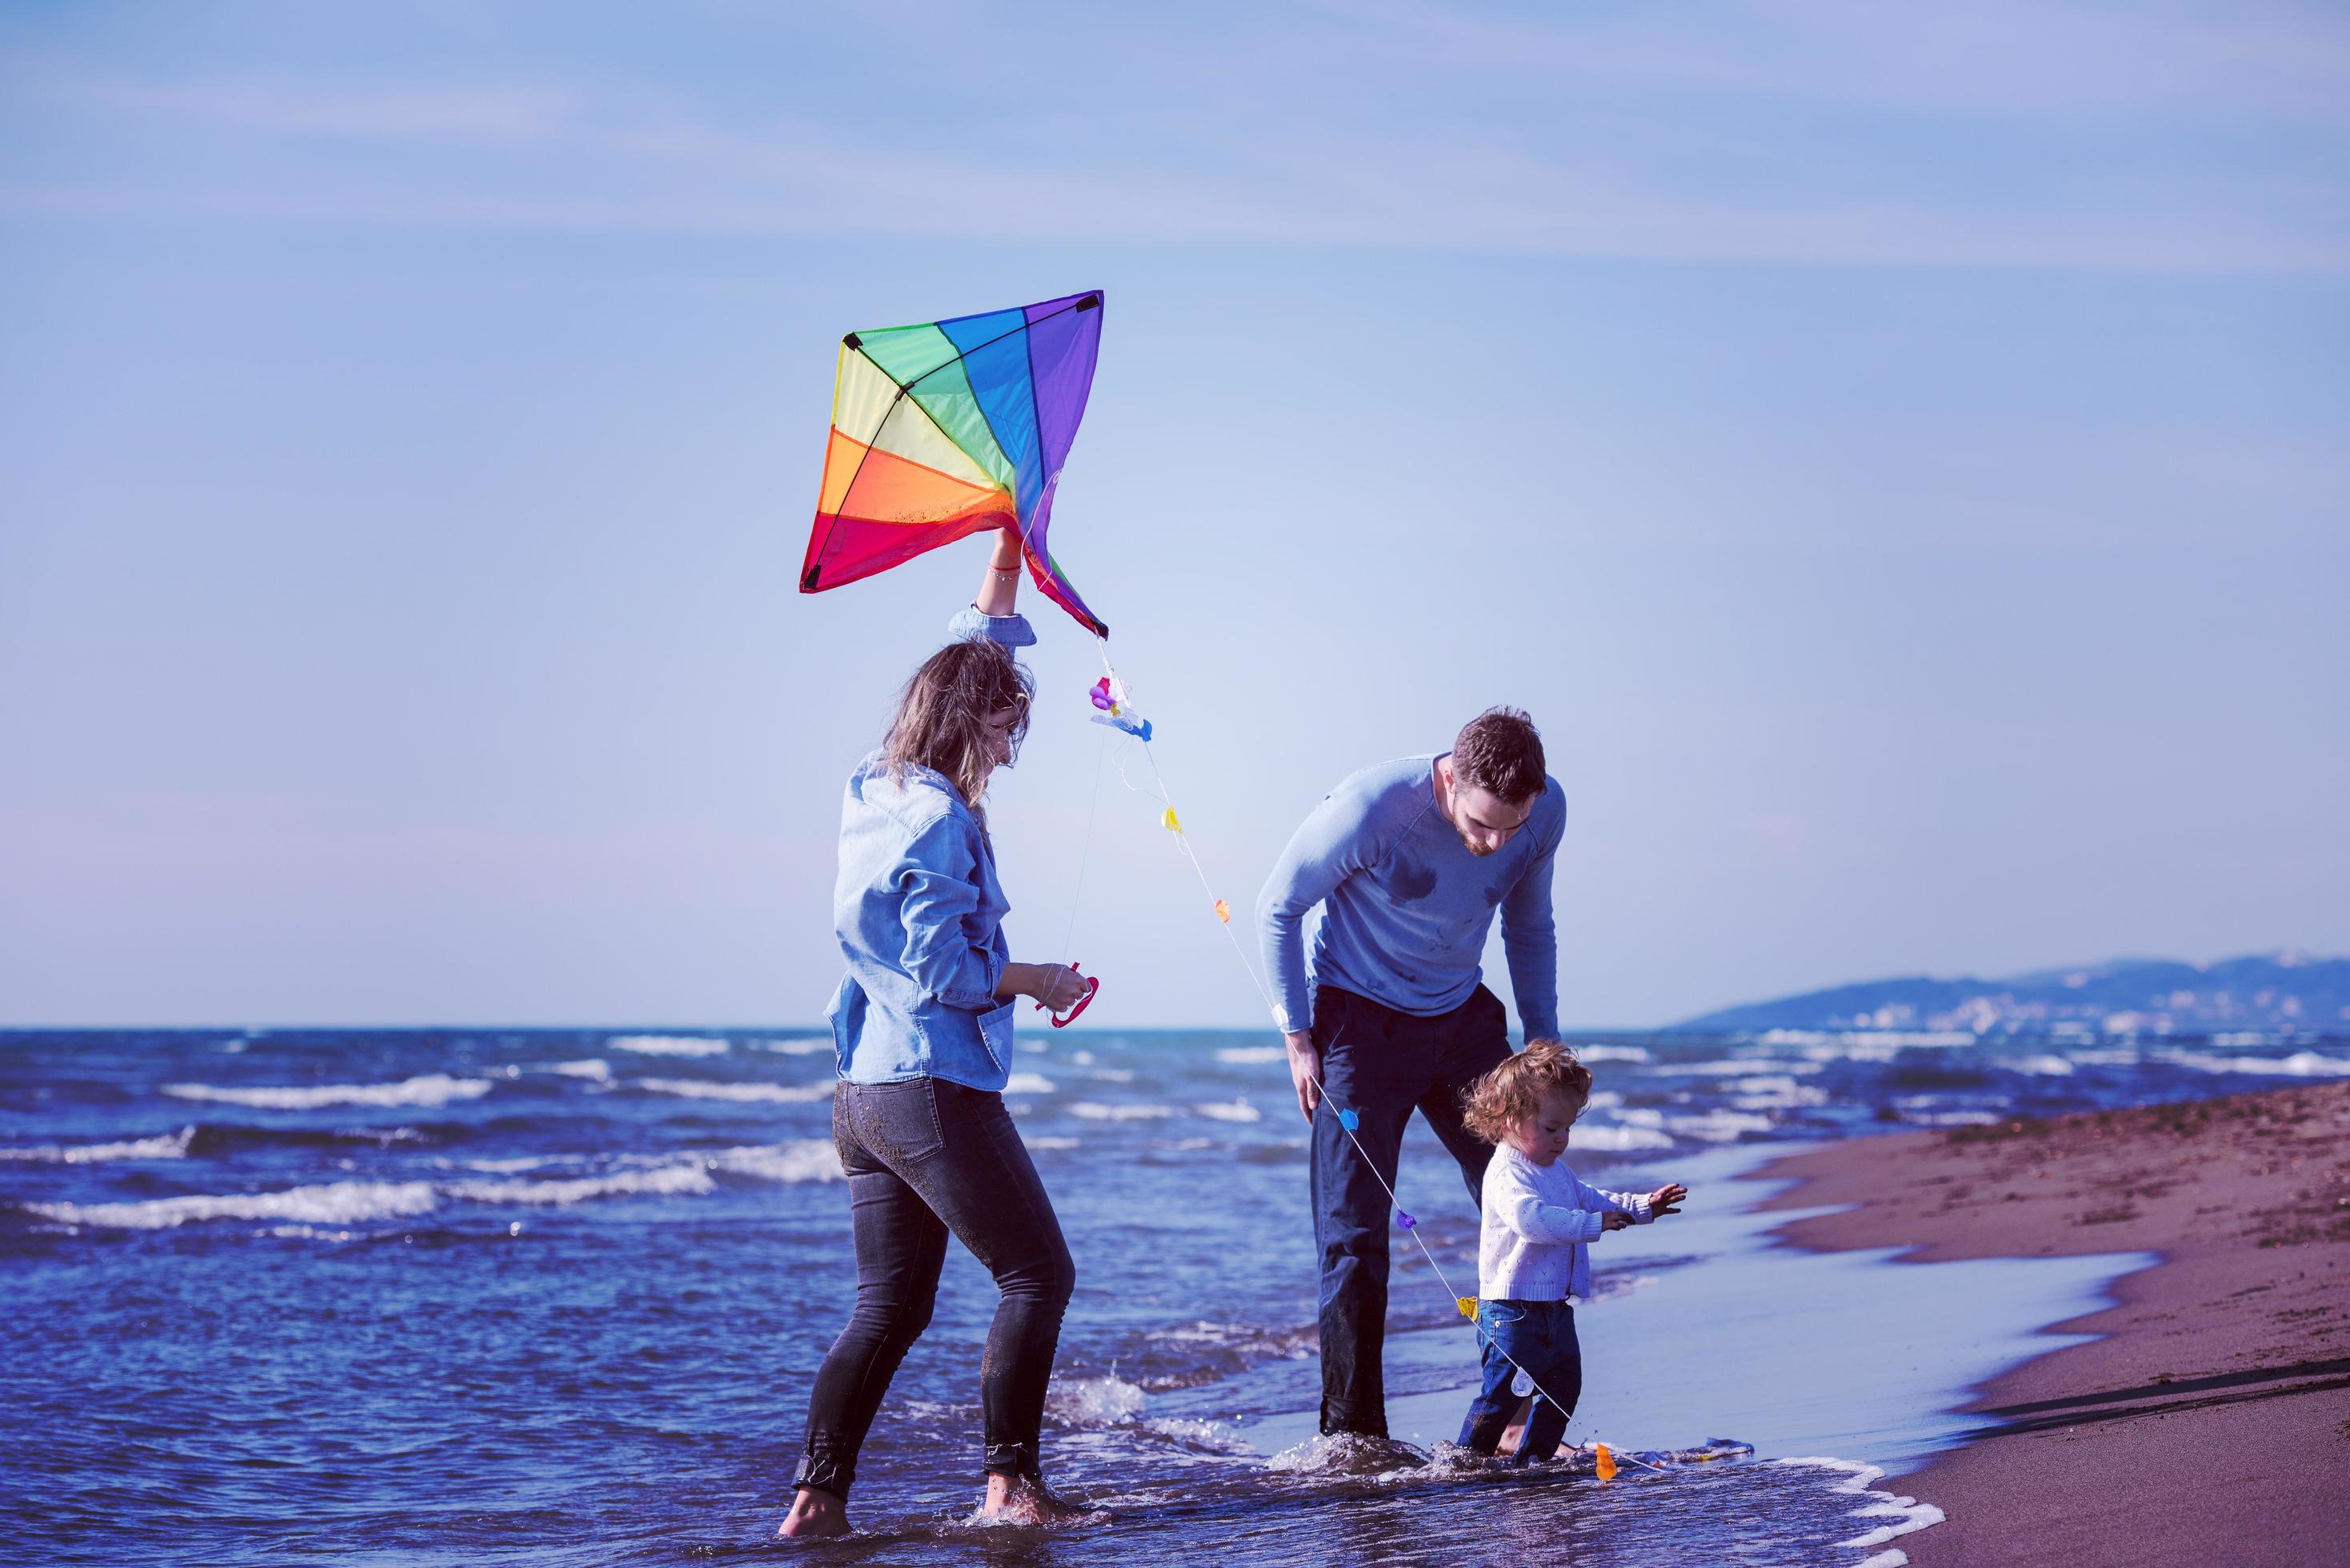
<box><xmin>1311</xmin><ymin>982</ymin><xmax>1514</xmax><ymax>1438</ymax></box>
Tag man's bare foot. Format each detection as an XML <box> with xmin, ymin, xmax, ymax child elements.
<box><xmin>980</xmin><ymin>1473</ymin><xmax>1084</xmax><ymax>1524</ymax></box>
<box><xmin>779</xmin><ymin>1485</ymin><xmax>851</xmax><ymax>1538</ymax></box>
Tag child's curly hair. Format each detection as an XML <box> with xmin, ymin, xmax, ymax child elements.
<box><xmin>1460</xmin><ymin>1041</ymin><xmax>1594</xmax><ymax>1146</ymax></box>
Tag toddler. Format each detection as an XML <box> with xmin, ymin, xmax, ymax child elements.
<box><xmin>1455</xmin><ymin>1042</ymin><xmax>1687</xmax><ymax>1462</ymax></box>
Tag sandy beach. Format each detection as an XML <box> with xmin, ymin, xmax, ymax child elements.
<box><xmin>1754</xmin><ymin>1081</ymin><xmax>2350</xmax><ymax>1566</ymax></box>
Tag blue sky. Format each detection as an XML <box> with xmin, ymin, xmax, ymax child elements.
<box><xmin>2</xmin><ymin>2</ymin><xmax>2345</xmax><ymax>1029</ymax></box>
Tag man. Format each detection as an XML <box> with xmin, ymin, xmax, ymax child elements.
<box><xmin>1255</xmin><ymin>707</ymin><xmax>1565</xmax><ymax>1441</ymax></box>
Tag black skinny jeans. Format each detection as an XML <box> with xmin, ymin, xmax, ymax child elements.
<box><xmin>794</xmin><ymin>1077</ymin><xmax>1075</xmax><ymax>1499</ymax></box>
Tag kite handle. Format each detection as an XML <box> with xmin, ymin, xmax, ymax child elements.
<box><xmin>1035</xmin><ymin>964</ymin><xmax>1100</xmax><ymax>1029</ymax></box>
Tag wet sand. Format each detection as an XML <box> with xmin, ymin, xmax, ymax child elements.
<box><xmin>1753</xmin><ymin>1081</ymin><xmax>2350</xmax><ymax>1566</ymax></box>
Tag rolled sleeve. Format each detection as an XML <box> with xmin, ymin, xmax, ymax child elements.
<box><xmin>895</xmin><ymin>818</ymin><xmax>1005</xmax><ymax>1011</ymax></box>
<box><xmin>947</xmin><ymin>605</ymin><xmax>1037</xmax><ymax>647</ymax></box>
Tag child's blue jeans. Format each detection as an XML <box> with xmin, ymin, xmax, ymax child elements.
<box><xmin>1457</xmin><ymin>1298</ymin><xmax>1583</xmax><ymax>1462</ymax></box>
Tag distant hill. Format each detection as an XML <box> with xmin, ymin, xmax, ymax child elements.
<box><xmin>1671</xmin><ymin>953</ymin><xmax>2350</xmax><ymax>1037</ymax></box>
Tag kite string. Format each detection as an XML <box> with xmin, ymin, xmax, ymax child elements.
<box><xmin>1055</xmin><ymin>729</ymin><xmax>1110</xmax><ymax>968</ymax></box>
<box><xmin>1083</xmin><ymin>638</ymin><xmax>1651</xmax><ymax>1468</ymax></box>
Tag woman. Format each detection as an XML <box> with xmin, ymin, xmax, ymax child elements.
<box><xmin>782</xmin><ymin>530</ymin><xmax>1094</xmax><ymax>1537</ymax></box>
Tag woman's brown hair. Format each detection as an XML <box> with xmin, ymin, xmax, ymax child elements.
<box><xmin>1459</xmin><ymin>1040</ymin><xmax>1594</xmax><ymax>1146</ymax></box>
<box><xmin>882</xmin><ymin>637</ymin><xmax>1034</xmax><ymax>827</ymax></box>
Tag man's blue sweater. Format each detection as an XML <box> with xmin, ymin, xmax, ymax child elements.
<box><xmin>1255</xmin><ymin>754</ymin><xmax>1565</xmax><ymax>1040</ymax></box>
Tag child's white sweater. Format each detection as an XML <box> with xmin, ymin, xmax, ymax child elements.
<box><xmin>1478</xmin><ymin>1144</ymin><xmax>1655</xmax><ymax>1302</ymax></box>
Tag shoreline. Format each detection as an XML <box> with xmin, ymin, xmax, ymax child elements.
<box><xmin>1750</xmin><ymin>1081</ymin><xmax>2350</xmax><ymax>1566</ymax></box>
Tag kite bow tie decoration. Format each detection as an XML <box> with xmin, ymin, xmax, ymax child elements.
<box><xmin>800</xmin><ymin>290</ymin><xmax>1107</xmax><ymax>637</ymax></box>
<box><xmin>1087</xmin><ymin>675</ymin><xmax>1152</xmax><ymax>741</ymax></box>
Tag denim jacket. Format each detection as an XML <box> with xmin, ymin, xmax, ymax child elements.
<box><xmin>827</xmin><ymin>605</ymin><xmax>1034</xmax><ymax>1090</ymax></box>
<box><xmin>828</xmin><ymin>751</ymin><xmax>1017</xmax><ymax>1089</ymax></box>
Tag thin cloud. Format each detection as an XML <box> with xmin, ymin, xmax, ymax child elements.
<box><xmin>4</xmin><ymin>27</ymin><xmax>2344</xmax><ymax>274</ymax></box>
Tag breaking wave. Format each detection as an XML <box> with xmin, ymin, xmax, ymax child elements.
<box><xmin>0</xmin><ymin>1128</ymin><xmax>194</xmax><ymax>1164</ymax></box>
<box><xmin>446</xmin><ymin>1166</ymin><xmax>715</xmax><ymax>1206</ymax></box>
<box><xmin>635</xmin><ymin>1078</ymin><xmax>831</xmax><ymax>1103</ymax></box>
<box><xmin>162</xmin><ymin>1074</ymin><xmax>494</xmax><ymax>1110</ymax></box>
<box><xmin>608</xmin><ymin>1035</ymin><xmax>729</xmax><ymax>1058</ymax></box>
<box><xmin>25</xmin><ymin>1179</ymin><xmax>439</xmax><ymax>1230</ymax></box>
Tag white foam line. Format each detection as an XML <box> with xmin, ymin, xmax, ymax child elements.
<box><xmin>446</xmin><ymin>1166</ymin><xmax>715</xmax><ymax>1206</ymax></box>
<box><xmin>1773</xmin><ymin>1457</ymin><xmax>1945</xmax><ymax>1558</ymax></box>
<box><xmin>1662</xmin><ymin>1059</ymin><xmax>1829</xmax><ymax>1077</ymax></box>
<box><xmin>608</xmin><ymin>1034</ymin><xmax>730</xmax><ymax>1057</ymax></box>
<box><xmin>26</xmin><ymin>1179</ymin><xmax>440</xmax><ymax>1230</ymax></box>
<box><xmin>636</xmin><ymin>1078</ymin><xmax>831</xmax><ymax>1103</ymax></box>
<box><xmin>1570</xmin><ymin>1125</ymin><xmax>1676</xmax><ymax>1152</ymax></box>
<box><xmin>0</xmin><ymin>1127</ymin><xmax>194</xmax><ymax>1163</ymax></box>
<box><xmin>162</xmin><ymin>1074</ymin><xmax>493</xmax><ymax>1110</ymax></box>
<box><xmin>2153</xmin><ymin>1048</ymin><xmax>2350</xmax><ymax>1078</ymax></box>
<box><xmin>706</xmin><ymin>1140</ymin><xmax>843</xmax><ymax>1183</ymax></box>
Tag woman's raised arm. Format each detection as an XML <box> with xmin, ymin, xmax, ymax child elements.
<box><xmin>974</xmin><ymin>526</ymin><xmax>1023</xmax><ymax>617</ymax></box>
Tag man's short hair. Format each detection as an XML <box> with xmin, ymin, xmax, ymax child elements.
<box><xmin>1451</xmin><ymin>706</ymin><xmax>1546</xmax><ymax>805</ymax></box>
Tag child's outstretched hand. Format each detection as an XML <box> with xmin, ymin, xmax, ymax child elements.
<box><xmin>1648</xmin><ymin>1182</ymin><xmax>1689</xmax><ymax>1217</ymax></box>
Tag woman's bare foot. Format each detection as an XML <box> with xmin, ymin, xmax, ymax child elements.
<box><xmin>980</xmin><ymin>1473</ymin><xmax>1084</xmax><ymax>1524</ymax></box>
<box><xmin>779</xmin><ymin>1486</ymin><xmax>852</xmax><ymax>1538</ymax></box>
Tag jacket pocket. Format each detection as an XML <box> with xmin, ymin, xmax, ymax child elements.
<box><xmin>977</xmin><ymin>998</ymin><xmax>1018</xmax><ymax>1074</ymax></box>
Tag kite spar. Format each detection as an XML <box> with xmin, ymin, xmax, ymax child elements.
<box><xmin>800</xmin><ymin>290</ymin><xmax>1107</xmax><ymax>637</ymax></box>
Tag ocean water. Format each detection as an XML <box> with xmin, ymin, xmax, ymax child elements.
<box><xmin>4</xmin><ymin>1025</ymin><xmax>2344</xmax><ymax>1566</ymax></box>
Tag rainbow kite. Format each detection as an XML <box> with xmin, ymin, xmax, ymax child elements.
<box><xmin>799</xmin><ymin>290</ymin><xmax>1107</xmax><ymax>636</ymax></box>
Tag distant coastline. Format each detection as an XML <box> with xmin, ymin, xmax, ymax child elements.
<box><xmin>1672</xmin><ymin>951</ymin><xmax>2348</xmax><ymax>1038</ymax></box>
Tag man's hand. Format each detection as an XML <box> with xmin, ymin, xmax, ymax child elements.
<box><xmin>1284</xmin><ymin>1030</ymin><xmax>1322</xmax><ymax>1123</ymax></box>
<box><xmin>1648</xmin><ymin>1182</ymin><xmax>1688</xmax><ymax>1217</ymax></box>
<box><xmin>1600</xmin><ymin>1209</ymin><xmax>1635</xmax><ymax>1232</ymax></box>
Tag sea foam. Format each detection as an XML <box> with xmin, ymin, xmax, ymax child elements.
<box><xmin>446</xmin><ymin>1166</ymin><xmax>715</xmax><ymax>1206</ymax></box>
<box><xmin>2154</xmin><ymin>1048</ymin><xmax>2350</xmax><ymax>1078</ymax></box>
<box><xmin>26</xmin><ymin>1179</ymin><xmax>439</xmax><ymax>1230</ymax></box>
<box><xmin>0</xmin><ymin>1128</ymin><xmax>194</xmax><ymax>1164</ymax></box>
<box><xmin>636</xmin><ymin>1078</ymin><xmax>832</xmax><ymax>1103</ymax></box>
<box><xmin>1214</xmin><ymin>1046</ymin><xmax>1285</xmax><ymax>1064</ymax></box>
<box><xmin>1773</xmin><ymin>1457</ymin><xmax>1945</xmax><ymax>1562</ymax></box>
<box><xmin>1045</xmin><ymin>1373</ymin><xmax>1147</xmax><ymax>1426</ymax></box>
<box><xmin>1570</xmin><ymin>1124</ymin><xmax>1676</xmax><ymax>1152</ymax></box>
<box><xmin>707</xmin><ymin>1141</ymin><xmax>843</xmax><ymax>1183</ymax></box>
<box><xmin>608</xmin><ymin>1035</ymin><xmax>729</xmax><ymax>1057</ymax></box>
<box><xmin>755</xmin><ymin>1038</ymin><xmax>833</xmax><ymax>1055</ymax></box>
<box><xmin>162</xmin><ymin>1074</ymin><xmax>493</xmax><ymax>1110</ymax></box>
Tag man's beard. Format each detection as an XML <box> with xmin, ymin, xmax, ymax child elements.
<box><xmin>1455</xmin><ymin>826</ymin><xmax>1499</xmax><ymax>858</ymax></box>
